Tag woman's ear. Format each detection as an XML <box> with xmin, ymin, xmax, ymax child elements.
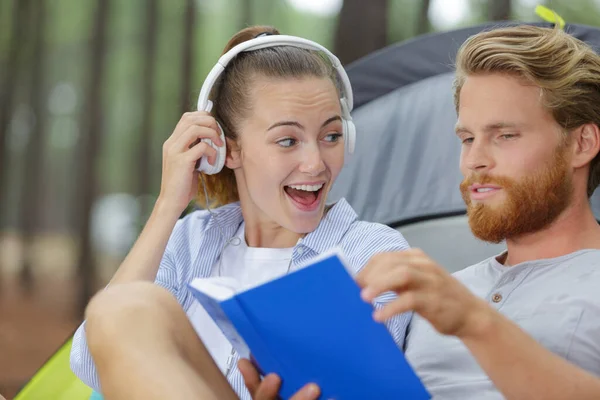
<box><xmin>571</xmin><ymin>123</ymin><xmax>600</xmax><ymax>169</ymax></box>
<box><xmin>225</xmin><ymin>137</ymin><xmax>242</xmax><ymax>169</ymax></box>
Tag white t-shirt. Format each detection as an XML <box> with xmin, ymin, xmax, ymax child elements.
<box><xmin>186</xmin><ymin>222</ymin><xmax>295</xmax><ymax>374</ymax></box>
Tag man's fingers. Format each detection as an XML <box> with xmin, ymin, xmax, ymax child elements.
<box><xmin>254</xmin><ymin>374</ymin><xmax>282</xmax><ymax>400</ymax></box>
<box><xmin>356</xmin><ymin>251</ymin><xmax>429</xmax><ymax>287</ymax></box>
<box><xmin>373</xmin><ymin>291</ymin><xmax>427</xmax><ymax>321</ymax></box>
<box><xmin>238</xmin><ymin>359</ymin><xmax>262</xmax><ymax>395</ymax></box>
<box><xmin>356</xmin><ymin>253</ymin><xmax>398</xmax><ymax>287</ymax></box>
<box><xmin>361</xmin><ymin>263</ymin><xmax>431</xmax><ymax>302</ymax></box>
<box><xmin>290</xmin><ymin>383</ymin><xmax>321</xmax><ymax>400</ymax></box>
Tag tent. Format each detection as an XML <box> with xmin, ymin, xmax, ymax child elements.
<box><xmin>12</xmin><ymin>337</ymin><xmax>94</xmax><ymax>400</ymax></box>
<box><xmin>330</xmin><ymin>21</ymin><xmax>600</xmax><ymax>273</ymax></box>
<box><xmin>14</xmin><ymin>21</ymin><xmax>600</xmax><ymax>399</ymax></box>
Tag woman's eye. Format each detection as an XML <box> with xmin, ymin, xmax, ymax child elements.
<box><xmin>324</xmin><ymin>133</ymin><xmax>343</xmax><ymax>142</ymax></box>
<box><xmin>501</xmin><ymin>133</ymin><xmax>517</xmax><ymax>140</ymax></box>
<box><xmin>277</xmin><ymin>138</ymin><xmax>297</xmax><ymax>148</ymax></box>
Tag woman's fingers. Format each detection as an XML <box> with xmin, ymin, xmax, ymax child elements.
<box><xmin>170</xmin><ymin>124</ymin><xmax>223</xmax><ymax>155</ymax></box>
<box><xmin>171</xmin><ymin>112</ymin><xmax>220</xmax><ymax>140</ymax></box>
<box><xmin>185</xmin><ymin>140</ymin><xmax>217</xmax><ymax>167</ymax></box>
<box><xmin>238</xmin><ymin>359</ymin><xmax>262</xmax><ymax>396</ymax></box>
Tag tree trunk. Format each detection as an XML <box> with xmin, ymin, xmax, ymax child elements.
<box><xmin>334</xmin><ymin>0</ymin><xmax>388</xmax><ymax>65</ymax></box>
<box><xmin>179</xmin><ymin>0</ymin><xmax>196</xmax><ymax>114</ymax></box>
<box><xmin>135</xmin><ymin>0</ymin><xmax>158</xmax><ymax>222</ymax></box>
<box><xmin>74</xmin><ymin>0</ymin><xmax>110</xmax><ymax>317</ymax></box>
<box><xmin>416</xmin><ymin>0</ymin><xmax>431</xmax><ymax>36</ymax></box>
<box><xmin>488</xmin><ymin>0</ymin><xmax>511</xmax><ymax>21</ymax></box>
<box><xmin>18</xmin><ymin>0</ymin><xmax>47</xmax><ymax>291</ymax></box>
<box><xmin>240</xmin><ymin>0</ymin><xmax>252</xmax><ymax>30</ymax></box>
<box><xmin>0</xmin><ymin>0</ymin><xmax>30</xmax><ymax>230</ymax></box>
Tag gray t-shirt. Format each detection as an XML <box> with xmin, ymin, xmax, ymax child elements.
<box><xmin>405</xmin><ymin>249</ymin><xmax>600</xmax><ymax>399</ymax></box>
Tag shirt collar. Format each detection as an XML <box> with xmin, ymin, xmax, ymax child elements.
<box><xmin>203</xmin><ymin>202</ymin><xmax>244</xmax><ymax>240</ymax></box>
<box><xmin>299</xmin><ymin>198</ymin><xmax>357</xmax><ymax>255</ymax></box>
<box><xmin>201</xmin><ymin>198</ymin><xmax>357</xmax><ymax>254</ymax></box>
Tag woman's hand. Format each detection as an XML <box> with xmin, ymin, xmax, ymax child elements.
<box><xmin>238</xmin><ymin>359</ymin><xmax>320</xmax><ymax>400</ymax></box>
<box><xmin>157</xmin><ymin>111</ymin><xmax>224</xmax><ymax>214</ymax></box>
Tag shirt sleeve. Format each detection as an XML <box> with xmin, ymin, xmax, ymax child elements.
<box><xmin>344</xmin><ymin>221</ymin><xmax>413</xmax><ymax>351</ymax></box>
<box><xmin>70</xmin><ymin>243</ymin><xmax>182</xmax><ymax>392</ymax></box>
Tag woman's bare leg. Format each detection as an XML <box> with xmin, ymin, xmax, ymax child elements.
<box><xmin>85</xmin><ymin>282</ymin><xmax>238</xmax><ymax>400</ymax></box>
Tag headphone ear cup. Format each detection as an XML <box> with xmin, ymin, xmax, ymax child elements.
<box><xmin>343</xmin><ymin>119</ymin><xmax>356</xmax><ymax>157</ymax></box>
<box><xmin>196</xmin><ymin>121</ymin><xmax>226</xmax><ymax>175</ymax></box>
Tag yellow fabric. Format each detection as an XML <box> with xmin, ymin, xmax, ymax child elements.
<box><xmin>535</xmin><ymin>5</ymin><xmax>566</xmax><ymax>29</ymax></box>
<box><xmin>14</xmin><ymin>337</ymin><xmax>92</xmax><ymax>400</ymax></box>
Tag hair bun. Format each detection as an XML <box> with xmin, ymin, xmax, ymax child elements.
<box><xmin>254</xmin><ymin>31</ymin><xmax>275</xmax><ymax>38</ymax></box>
<box><xmin>221</xmin><ymin>26</ymin><xmax>280</xmax><ymax>55</ymax></box>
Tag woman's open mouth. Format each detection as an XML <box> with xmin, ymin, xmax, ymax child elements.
<box><xmin>284</xmin><ymin>183</ymin><xmax>325</xmax><ymax>212</ymax></box>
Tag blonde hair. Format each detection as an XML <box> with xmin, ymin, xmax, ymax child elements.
<box><xmin>454</xmin><ymin>25</ymin><xmax>600</xmax><ymax>197</ymax></box>
<box><xmin>197</xmin><ymin>25</ymin><xmax>341</xmax><ymax>207</ymax></box>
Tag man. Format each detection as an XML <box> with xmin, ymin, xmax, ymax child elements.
<box><xmin>353</xmin><ymin>23</ymin><xmax>600</xmax><ymax>398</ymax></box>
<box><xmin>82</xmin><ymin>24</ymin><xmax>600</xmax><ymax>399</ymax></box>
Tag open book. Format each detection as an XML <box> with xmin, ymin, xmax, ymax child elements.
<box><xmin>187</xmin><ymin>249</ymin><xmax>430</xmax><ymax>399</ymax></box>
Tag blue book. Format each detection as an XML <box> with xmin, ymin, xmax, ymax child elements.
<box><xmin>187</xmin><ymin>249</ymin><xmax>430</xmax><ymax>400</ymax></box>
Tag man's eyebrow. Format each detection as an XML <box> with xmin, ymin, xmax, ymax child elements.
<box><xmin>454</xmin><ymin>122</ymin><xmax>523</xmax><ymax>135</ymax></box>
<box><xmin>455</xmin><ymin>124</ymin><xmax>470</xmax><ymax>135</ymax></box>
<box><xmin>482</xmin><ymin>122</ymin><xmax>521</xmax><ymax>132</ymax></box>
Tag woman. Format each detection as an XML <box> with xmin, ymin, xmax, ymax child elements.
<box><xmin>70</xmin><ymin>25</ymin><xmax>410</xmax><ymax>399</ymax></box>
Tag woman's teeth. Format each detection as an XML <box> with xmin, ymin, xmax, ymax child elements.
<box><xmin>287</xmin><ymin>184</ymin><xmax>324</xmax><ymax>192</ymax></box>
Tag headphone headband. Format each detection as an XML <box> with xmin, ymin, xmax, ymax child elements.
<box><xmin>197</xmin><ymin>35</ymin><xmax>353</xmax><ymax>116</ymax></box>
<box><xmin>195</xmin><ymin>34</ymin><xmax>356</xmax><ymax>175</ymax></box>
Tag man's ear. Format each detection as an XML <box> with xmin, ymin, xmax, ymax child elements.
<box><xmin>571</xmin><ymin>123</ymin><xmax>600</xmax><ymax>169</ymax></box>
<box><xmin>225</xmin><ymin>137</ymin><xmax>242</xmax><ymax>169</ymax></box>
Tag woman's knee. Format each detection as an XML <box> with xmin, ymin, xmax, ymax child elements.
<box><xmin>85</xmin><ymin>282</ymin><xmax>181</xmax><ymax>347</ymax></box>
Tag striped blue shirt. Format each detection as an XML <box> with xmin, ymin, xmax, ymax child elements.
<box><xmin>70</xmin><ymin>198</ymin><xmax>411</xmax><ymax>398</ymax></box>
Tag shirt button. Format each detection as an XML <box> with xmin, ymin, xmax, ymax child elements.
<box><xmin>492</xmin><ymin>293</ymin><xmax>503</xmax><ymax>303</ymax></box>
<box><xmin>297</xmin><ymin>247</ymin><xmax>304</xmax><ymax>255</ymax></box>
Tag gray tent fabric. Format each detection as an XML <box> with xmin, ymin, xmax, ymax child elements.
<box><xmin>347</xmin><ymin>22</ymin><xmax>600</xmax><ymax>109</ymax></box>
<box><xmin>331</xmin><ymin>72</ymin><xmax>464</xmax><ymax>225</ymax></box>
<box><xmin>399</xmin><ymin>216</ymin><xmax>506</xmax><ymax>271</ymax></box>
<box><xmin>328</xmin><ymin>22</ymin><xmax>600</xmax><ymax>272</ymax></box>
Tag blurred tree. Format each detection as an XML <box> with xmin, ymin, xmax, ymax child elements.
<box><xmin>334</xmin><ymin>0</ymin><xmax>388</xmax><ymax>65</ymax></box>
<box><xmin>180</xmin><ymin>0</ymin><xmax>197</xmax><ymax>114</ymax></box>
<box><xmin>488</xmin><ymin>0</ymin><xmax>512</xmax><ymax>21</ymax></box>
<box><xmin>387</xmin><ymin>0</ymin><xmax>428</xmax><ymax>44</ymax></box>
<box><xmin>417</xmin><ymin>0</ymin><xmax>432</xmax><ymax>35</ymax></box>
<box><xmin>240</xmin><ymin>0</ymin><xmax>253</xmax><ymax>29</ymax></box>
<box><xmin>74</xmin><ymin>0</ymin><xmax>111</xmax><ymax>317</ymax></box>
<box><xmin>0</xmin><ymin>0</ymin><xmax>29</xmax><ymax>229</ymax></box>
<box><xmin>17</xmin><ymin>0</ymin><xmax>47</xmax><ymax>291</ymax></box>
<box><xmin>135</xmin><ymin>0</ymin><xmax>158</xmax><ymax>222</ymax></box>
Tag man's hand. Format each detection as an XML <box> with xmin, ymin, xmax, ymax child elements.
<box><xmin>357</xmin><ymin>248</ymin><xmax>493</xmax><ymax>338</ymax></box>
<box><xmin>238</xmin><ymin>359</ymin><xmax>320</xmax><ymax>400</ymax></box>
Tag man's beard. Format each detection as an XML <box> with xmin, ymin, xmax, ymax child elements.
<box><xmin>459</xmin><ymin>147</ymin><xmax>573</xmax><ymax>243</ymax></box>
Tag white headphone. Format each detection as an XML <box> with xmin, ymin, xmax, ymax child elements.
<box><xmin>196</xmin><ymin>34</ymin><xmax>356</xmax><ymax>175</ymax></box>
